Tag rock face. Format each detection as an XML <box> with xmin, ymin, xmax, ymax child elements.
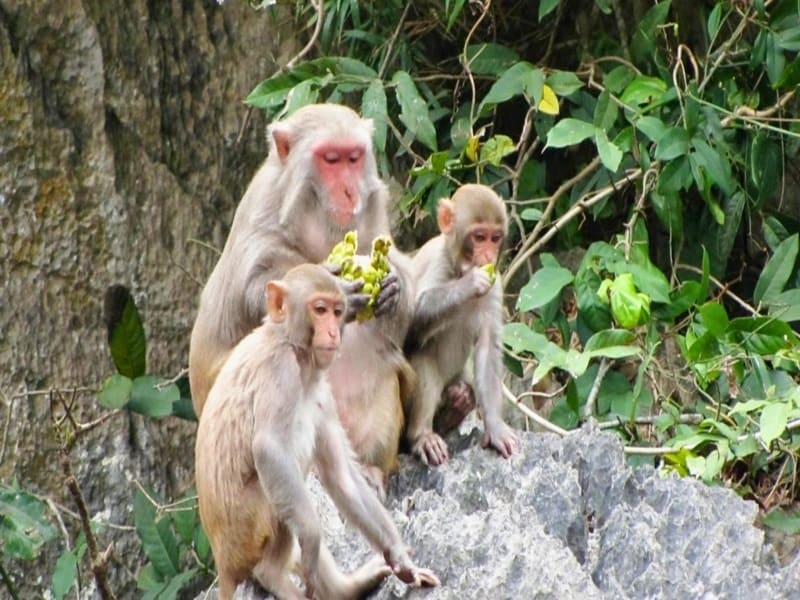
<box><xmin>0</xmin><ymin>1</ymin><xmax>292</xmax><ymax>594</ymax></box>
<box><xmin>216</xmin><ymin>425</ymin><xmax>800</xmax><ymax>600</ymax></box>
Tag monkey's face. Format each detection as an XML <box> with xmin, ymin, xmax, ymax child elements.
<box><xmin>312</xmin><ymin>141</ymin><xmax>367</xmax><ymax>227</ymax></box>
<box><xmin>307</xmin><ymin>293</ymin><xmax>346</xmax><ymax>369</ymax></box>
<box><xmin>462</xmin><ymin>223</ymin><xmax>505</xmax><ymax>269</ymax></box>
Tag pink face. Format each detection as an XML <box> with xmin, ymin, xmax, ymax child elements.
<box><xmin>464</xmin><ymin>224</ymin><xmax>505</xmax><ymax>267</ymax></box>
<box><xmin>308</xmin><ymin>293</ymin><xmax>345</xmax><ymax>369</ymax></box>
<box><xmin>312</xmin><ymin>141</ymin><xmax>366</xmax><ymax>227</ymax></box>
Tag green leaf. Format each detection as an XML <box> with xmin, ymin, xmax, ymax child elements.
<box><xmin>516</xmin><ymin>263</ymin><xmax>574</xmax><ymax>311</ymax></box>
<box><xmin>775</xmin><ymin>56</ymin><xmax>800</xmax><ymax>89</ymax></box>
<box><xmin>480</xmin><ymin>134</ymin><xmax>516</xmax><ymax>166</ymax></box>
<box><xmin>655</xmin><ymin>127</ymin><xmax>691</xmax><ymax>161</ymax></box>
<box><xmin>465</xmin><ymin>43</ymin><xmax>520</xmax><ymax>75</ymax></box>
<box><xmin>134</xmin><ymin>489</ymin><xmax>179</xmax><ymax>578</ymax></box>
<box><xmin>634</xmin><ymin>116</ymin><xmax>668</xmax><ymax>142</ymax></box>
<box><xmin>620</xmin><ymin>75</ymin><xmax>667</xmax><ymax>106</ymax></box>
<box><xmin>729</xmin><ymin>317</ymin><xmax>796</xmax><ymax>355</ymax></box>
<box><xmin>539</xmin><ymin>0</ymin><xmax>560</xmax><ymax>21</ymax></box>
<box><xmin>754</xmin><ymin>234</ymin><xmax>798</xmax><ymax>304</ymax></box>
<box><xmin>480</xmin><ymin>61</ymin><xmax>538</xmax><ymax>109</ymax></box>
<box><xmin>392</xmin><ymin>71</ymin><xmax>437</xmax><ymax>151</ymax></box>
<box><xmin>544</xmin><ymin>118</ymin><xmax>596</xmax><ymax>149</ymax></box>
<box><xmin>105</xmin><ymin>286</ymin><xmax>147</xmax><ymax>378</ymax></box>
<box><xmin>698</xmin><ymin>302</ymin><xmax>729</xmax><ymax>337</ymax></box>
<box><xmin>593</xmin><ymin>90</ymin><xmax>618</xmax><ymax>130</ymax></box>
<box><xmin>760</xmin><ymin>402</ymin><xmax>790</xmax><ymax>445</ymax></box>
<box><xmin>157</xmin><ymin>568</ymin><xmax>200</xmax><ymax>600</ymax></box>
<box><xmin>171</xmin><ymin>495</ymin><xmax>196</xmax><ymax>546</ymax></box>
<box><xmin>129</xmin><ymin>376</ymin><xmax>179</xmax><ymax>418</ymax></box>
<box><xmin>284</xmin><ymin>78</ymin><xmax>320</xmax><ymax>115</ymax></box>
<box><xmin>765</xmin><ymin>32</ymin><xmax>786</xmax><ymax>85</ymax></box>
<box><xmin>98</xmin><ymin>374</ymin><xmax>133</xmax><ymax>409</ymax></box>
<box><xmin>707</xmin><ymin>3</ymin><xmax>724</xmax><ymax>41</ymax></box>
<box><xmin>603</xmin><ymin>65</ymin><xmax>635</xmax><ymax>94</ymax></box>
<box><xmin>52</xmin><ymin>549</ymin><xmax>78</xmax><ymax>600</ymax></box>
<box><xmin>584</xmin><ymin>329</ymin><xmax>636</xmax><ymax>352</ymax></box>
<box><xmin>194</xmin><ymin>523</ymin><xmax>212</xmax><ymax>565</ymax></box>
<box><xmin>690</xmin><ymin>138</ymin><xmax>734</xmax><ymax>196</ymax></box>
<box><xmin>545</xmin><ymin>70</ymin><xmax>584</xmax><ymax>95</ymax></box>
<box><xmin>520</xmin><ymin>208</ymin><xmax>543</xmax><ymax>222</ymax></box>
<box><xmin>767</xmin><ymin>289</ymin><xmax>800</xmax><ymax>322</ymax></box>
<box><xmin>246</xmin><ymin>57</ymin><xmax>376</xmax><ymax>109</ymax></box>
<box><xmin>763</xmin><ymin>508</ymin><xmax>800</xmax><ymax>535</ymax></box>
<box><xmin>630</xmin><ymin>1</ymin><xmax>672</xmax><ymax>63</ymax></box>
<box><xmin>361</xmin><ymin>79</ymin><xmax>387</xmax><ymax>154</ymax></box>
<box><xmin>614</xmin><ymin>262</ymin><xmax>672</xmax><ymax>304</ymax></box>
<box><xmin>0</xmin><ymin>483</ymin><xmax>56</xmax><ymax>560</ymax></box>
<box><xmin>594</xmin><ymin>129</ymin><xmax>623</xmax><ymax>172</ymax></box>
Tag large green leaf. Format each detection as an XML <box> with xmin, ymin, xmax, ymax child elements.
<box><xmin>544</xmin><ymin>118</ymin><xmax>596</xmax><ymax>149</ymax></box>
<box><xmin>538</xmin><ymin>0</ymin><xmax>560</xmax><ymax>21</ymax></box>
<box><xmin>620</xmin><ymin>75</ymin><xmax>667</xmax><ymax>105</ymax></box>
<box><xmin>767</xmin><ymin>289</ymin><xmax>800</xmax><ymax>322</ymax></box>
<box><xmin>104</xmin><ymin>285</ymin><xmax>146</xmax><ymax>378</ymax></box>
<box><xmin>129</xmin><ymin>376</ymin><xmax>179</xmax><ymax>418</ymax></box>
<box><xmin>763</xmin><ymin>508</ymin><xmax>800</xmax><ymax>534</ymax></box>
<box><xmin>479</xmin><ymin>61</ymin><xmax>540</xmax><ymax>109</ymax></box>
<box><xmin>594</xmin><ymin>129</ymin><xmax>623</xmax><ymax>172</ymax></box>
<box><xmin>465</xmin><ymin>43</ymin><xmax>520</xmax><ymax>75</ymax></box>
<box><xmin>729</xmin><ymin>317</ymin><xmax>796</xmax><ymax>355</ymax></box>
<box><xmin>754</xmin><ymin>233</ymin><xmax>798</xmax><ymax>304</ymax></box>
<box><xmin>51</xmin><ymin>549</ymin><xmax>78</xmax><ymax>600</ymax></box>
<box><xmin>134</xmin><ymin>488</ymin><xmax>179</xmax><ymax>578</ymax></box>
<box><xmin>630</xmin><ymin>1</ymin><xmax>672</xmax><ymax>62</ymax></box>
<box><xmin>655</xmin><ymin>127</ymin><xmax>691</xmax><ymax>161</ymax></box>
<box><xmin>546</xmin><ymin>70</ymin><xmax>584</xmax><ymax>95</ymax></box>
<box><xmin>516</xmin><ymin>263</ymin><xmax>574</xmax><ymax>311</ymax></box>
<box><xmin>760</xmin><ymin>402</ymin><xmax>790</xmax><ymax>446</ymax></box>
<box><xmin>0</xmin><ymin>484</ymin><xmax>56</xmax><ymax>560</ymax></box>
<box><xmin>392</xmin><ymin>71</ymin><xmax>437</xmax><ymax>151</ymax></box>
<box><xmin>98</xmin><ymin>374</ymin><xmax>133</xmax><ymax>410</ymax></box>
<box><xmin>361</xmin><ymin>79</ymin><xmax>387</xmax><ymax>154</ymax></box>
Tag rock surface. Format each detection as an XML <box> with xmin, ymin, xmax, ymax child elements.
<box><xmin>211</xmin><ymin>425</ymin><xmax>800</xmax><ymax>600</ymax></box>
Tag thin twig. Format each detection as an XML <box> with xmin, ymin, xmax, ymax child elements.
<box><xmin>582</xmin><ymin>358</ymin><xmax>611</xmax><ymax>419</ymax></box>
<box><xmin>502</xmin><ymin>383</ymin><xmax>569</xmax><ymax>436</ymax></box>
<box><xmin>674</xmin><ymin>263</ymin><xmax>759</xmax><ymax>316</ymax></box>
<box><xmin>0</xmin><ymin>562</ymin><xmax>19</xmax><ymax>600</ymax></box>
<box><xmin>720</xmin><ymin>90</ymin><xmax>796</xmax><ymax>128</ymax></box>
<box><xmin>598</xmin><ymin>413</ymin><xmax>704</xmax><ymax>430</ymax></box>
<box><xmin>610</xmin><ymin>0</ymin><xmax>631</xmax><ymax>62</ymax></box>
<box><xmin>623</xmin><ymin>167</ymin><xmax>658</xmax><ymax>261</ymax></box>
<box><xmin>378</xmin><ymin>3</ymin><xmax>411</xmax><ymax>80</ymax></box>
<box><xmin>286</xmin><ymin>0</ymin><xmax>323</xmax><ymax>70</ymax></box>
<box><xmin>462</xmin><ymin>0</ymin><xmax>492</xmax><ymax>129</ymax></box>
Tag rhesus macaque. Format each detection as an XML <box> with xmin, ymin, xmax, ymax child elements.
<box><xmin>189</xmin><ymin>104</ymin><xmax>414</xmax><ymax>495</ymax></box>
<box><xmin>404</xmin><ymin>184</ymin><xmax>519</xmax><ymax>466</ymax></box>
<box><xmin>195</xmin><ymin>264</ymin><xmax>438</xmax><ymax>600</ymax></box>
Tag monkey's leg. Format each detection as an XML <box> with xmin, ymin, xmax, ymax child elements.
<box><xmin>434</xmin><ymin>379</ymin><xmax>476</xmax><ymax>435</ymax></box>
<box><xmin>316</xmin><ymin>544</ymin><xmax>391</xmax><ymax>600</ymax></box>
<box><xmin>406</xmin><ymin>363</ymin><xmax>449</xmax><ymax>466</ymax></box>
<box><xmin>251</xmin><ymin>525</ymin><xmax>306</xmax><ymax>600</ymax></box>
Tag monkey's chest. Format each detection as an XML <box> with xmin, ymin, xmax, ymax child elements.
<box><xmin>292</xmin><ymin>391</ymin><xmax>327</xmax><ymax>473</ymax></box>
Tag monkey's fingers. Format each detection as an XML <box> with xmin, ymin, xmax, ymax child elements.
<box><xmin>414</xmin><ymin>567</ymin><xmax>441</xmax><ymax>588</ymax></box>
<box><xmin>374</xmin><ymin>271</ymin><xmax>400</xmax><ymax>317</ymax></box>
<box><xmin>416</xmin><ymin>432</ymin><xmax>449</xmax><ymax>466</ymax></box>
<box><xmin>482</xmin><ymin>427</ymin><xmax>519</xmax><ymax>458</ymax></box>
<box><xmin>344</xmin><ymin>292</ymin><xmax>370</xmax><ymax>322</ymax></box>
<box><xmin>322</xmin><ymin>262</ymin><xmax>343</xmax><ymax>276</ymax></box>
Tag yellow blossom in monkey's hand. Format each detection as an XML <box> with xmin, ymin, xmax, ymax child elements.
<box><xmin>327</xmin><ymin>231</ymin><xmax>392</xmax><ymax>321</ymax></box>
<box><xmin>482</xmin><ymin>263</ymin><xmax>497</xmax><ymax>285</ymax></box>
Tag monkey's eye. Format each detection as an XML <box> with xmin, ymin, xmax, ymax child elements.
<box><xmin>323</xmin><ymin>151</ymin><xmax>341</xmax><ymax>164</ymax></box>
<box><xmin>348</xmin><ymin>151</ymin><xmax>362</xmax><ymax>163</ymax></box>
<box><xmin>473</xmin><ymin>231</ymin><xmax>487</xmax><ymax>243</ymax></box>
<box><xmin>313</xmin><ymin>304</ymin><xmax>328</xmax><ymax>316</ymax></box>
<box><xmin>491</xmin><ymin>233</ymin><xmax>503</xmax><ymax>243</ymax></box>
<box><xmin>334</xmin><ymin>307</ymin><xmax>344</xmax><ymax>318</ymax></box>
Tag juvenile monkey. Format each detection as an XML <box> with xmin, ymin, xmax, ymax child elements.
<box><xmin>404</xmin><ymin>184</ymin><xmax>519</xmax><ymax>466</ymax></box>
<box><xmin>189</xmin><ymin>104</ymin><xmax>413</xmax><ymax>495</ymax></box>
<box><xmin>195</xmin><ymin>264</ymin><xmax>438</xmax><ymax>600</ymax></box>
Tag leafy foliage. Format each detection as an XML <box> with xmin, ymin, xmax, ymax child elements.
<box><xmin>250</xmin><ymin>0</ymin><xmax>800</xmax><ymax>517</ymax></box>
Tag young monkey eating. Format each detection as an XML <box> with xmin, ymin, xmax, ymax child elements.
<box><xmin>195</xmin><ymin>264</ymin><xmax>439</xmax><ymax>600</ymax></box>
<box><xmin>404</xmin><ymin>184</ymin><xmax>519</xmax><ymax>466</ymax></box>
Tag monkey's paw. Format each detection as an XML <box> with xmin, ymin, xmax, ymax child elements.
<box><xmin>373</xmin><ymin>270</ymin><xmax>400</xmax><ymax>317</ymax></box>
<box><xmin>413</xmin><ymin>432</ymin><xmax>449</xmax><ymax>466</ymax></box>
<box><xmin>482</xmin><ymin>422</ymin><xmax>519</xmax><ymax>459</ymax></box>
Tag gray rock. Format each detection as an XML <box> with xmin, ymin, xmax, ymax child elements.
<box><xmin>204</xmin><ymin>424</ymin><xmax>800</xmax><ymax>600</ymax></box>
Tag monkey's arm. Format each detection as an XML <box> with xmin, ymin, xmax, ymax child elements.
<box><xmin>252</xmin><ymin>428</ymin><xmax>323</xmax><ymax>575</ymax></box>
<box><xmin>315</xmin><ymin>416</ymin><xmax>439</xmax><ymax>587</ymax></box>
<box><xmin>407</xmin><ymin>266</ymin><xmax>491</xmax><ymax>350</ymax></box>
<box><xmin>473</xmin><ymin>286</ymin><xmax>518</xmax><ymax>458</ymax></box>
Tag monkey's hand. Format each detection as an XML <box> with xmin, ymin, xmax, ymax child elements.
<box><xmin>462</xmin><ymin>266</ymin><xmax>492</xmax><ymax>298</ymax></box>
<box><xmin>412</xmin><ymin>431</ymin><xmax>449</xmax><ymax>466</ymax></box>
<box><xmin>385</xmin><ymin>546</ymin><xmax>441</xmax><ymax>588</ymax></box>
<box><xmin>482</xmin><ymin>420</ymin><xmax>519</xmax><ymax>459</ymax></box>
<box><xmin>324</xmin><ymin>263</ymin><xmax>370</xmax><ymax>322</ymax></box>
<box><xmin>373</xmin><ymin>270</ymin><xmax>400</xmax><ymax>317</ymax></box>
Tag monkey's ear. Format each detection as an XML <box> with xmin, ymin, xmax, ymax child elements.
<box><xmin>437</xmin><ymin>199</ymin><xmax>455</xmax><ymax>235</ymax></box>
<box><xmin>270</xmin><ymin>125</ymin><xmax>292</xmax><ymax>164</ymax></box>
<box><xmin>266</xmin><ymin>281</ymin><xmax>289</xmax><ymax>323</ymax></box>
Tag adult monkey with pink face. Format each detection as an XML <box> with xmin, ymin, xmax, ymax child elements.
<box><xmin>189</xmin><ymin>104</ymin><xmax>413</xmax><ymax>493</ymax></box>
